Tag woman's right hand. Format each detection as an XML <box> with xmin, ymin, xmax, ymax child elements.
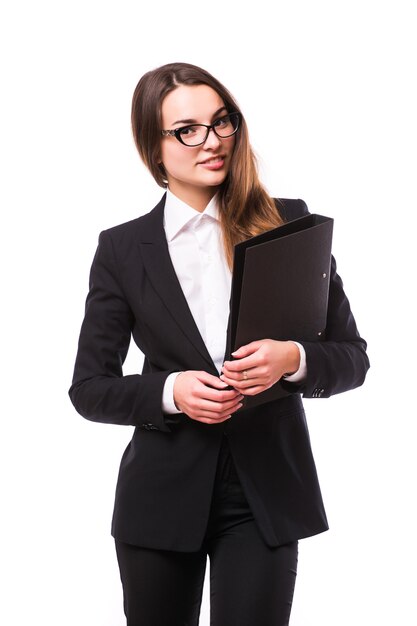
<box><xmin>173</xmin><ymin>371</ymin><xmax>243</xmax><ymax>424</ymax></box>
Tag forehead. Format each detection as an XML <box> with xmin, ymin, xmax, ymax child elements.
<box><xmin>161</xmin><ymin>84</ymin><xmax>226</xmax><ymax>126</ymax></box>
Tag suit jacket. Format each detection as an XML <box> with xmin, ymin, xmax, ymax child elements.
<box><xmin>69</xmin><ymin>194</ymin><xmax>370</xmax><ymax>551</ymax></box>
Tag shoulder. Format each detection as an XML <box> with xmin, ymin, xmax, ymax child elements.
<box><xmin>102</xmin><ymin>214</ymin><xmax>146</xmax><ymax>241</ymax></box>
<box><xmin>98</xmin><ymin>194</ymin><xmax>166</xmax><ymax>248</ymax></box>
<box><xmin>274</xmin><ymin>198</ymin><xmax>310</xmax><ymax>222</ymax></box>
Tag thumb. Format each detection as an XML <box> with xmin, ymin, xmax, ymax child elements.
<box><xmin>232</xmin><ymin>341</ymin><xmax>261</xmax><ymax>359</ymax></box>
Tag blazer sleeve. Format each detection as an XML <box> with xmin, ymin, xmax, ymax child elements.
<box><xmin>278</xmin><ymin>198</ymin><xmax>370</xmax><ymax>399</ymax></box>
<box><xmin>68</xmin><ymin>230</ymin><xmax>173</xmax><ymax>433</ymax></box>
<box><xmin>297</xmin><ymin>253</ymin><xmax>370</xmax><ymax>398</ymax></box>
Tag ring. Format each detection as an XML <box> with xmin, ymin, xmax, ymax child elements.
<box><xmin>243</xmin><ymin>370</ymin><xmax>248</xmax><ymax>380</ymax></box>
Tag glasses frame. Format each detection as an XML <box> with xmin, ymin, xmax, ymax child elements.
<box><xmin>161</xmin><ymin>112</ymin><xmax>242</xmax><ymax>147</ymax></box>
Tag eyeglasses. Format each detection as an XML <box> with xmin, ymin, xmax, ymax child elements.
<box><xmin>161</xmin><ymin>112</ymin><xmax>242</xmax><ymax>147</ymax></box>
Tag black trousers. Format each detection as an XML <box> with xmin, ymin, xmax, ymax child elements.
<box><xmin>115</xmin><ymin>435</ymin><xmax>298</xmax><ymax>626</ymax></box>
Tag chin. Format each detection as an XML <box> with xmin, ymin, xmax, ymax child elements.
<box><xmin>199</xmin><ymin>171</ymin><xmax>228</xmax><ymax>187</ymax></box>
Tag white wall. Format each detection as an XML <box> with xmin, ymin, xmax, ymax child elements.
<box><xmin>1</xmin><ymin>1</ymin><xmax>415</xmax><ymax>624</ymax></box>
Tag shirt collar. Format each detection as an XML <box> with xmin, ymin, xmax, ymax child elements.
<box><xmin>164</xmin><ymin>188</ymin><xmax>220</xmax><ymax>242</ymax></box>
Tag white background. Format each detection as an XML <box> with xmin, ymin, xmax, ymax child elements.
<box><xmin>1</xmin><ymin>1</ymin><xmax>416</xmax><ymax>624</ymax></box>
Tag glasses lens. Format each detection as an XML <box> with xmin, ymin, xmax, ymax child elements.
<box><xmin>178</xmin><ymin>125</ymin><xmax>208</xmax><ymax>146</ymax></box>
<box><xmin>213</xmin><ymin>113</ymin><xmax>240</xmax><ymax>138</ymax></box>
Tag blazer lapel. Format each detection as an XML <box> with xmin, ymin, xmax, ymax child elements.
<box><xmin>137</xmin><ymin>195</ymin><xmax>216</xmax><ymax>370</ymax></box>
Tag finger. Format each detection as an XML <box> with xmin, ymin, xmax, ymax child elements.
<box><xmin>197</xmin><ymin>396</ymin><xmax>244</xmax><ymax>414</ymax></box>
<box><xmin>231</xmin><ymin>341</ymin><xmax>262</xmax><ymax>359</ymax></box>
<box><xmin>185</xmin><ymin>392</ymin><xmax>244</xmax><ymax>415</ymax></box>
<box><xmin>220</xmin><ymin>366</ymin><xmax>264</xmax><ymax>382</ymax></box>
<box><xmin>221</xmin><ymin>370</ymin><xmax>267</xmax><ymax>390</ymax></box>
<box><xmin>223</xmin><ymin>384</ymin><xmax>266</xmax><ymax>396</ymax></box>
<box><xmin>222</xmin><ymin>353</ymin><xmax>262</xmax><ymax>374</ymax></box>
<box><xmin>190</xmin><ymin>401</ymin><xmax>243</xmax><ymax>422</ymax></box>
<box><xmin>198</xmin><ymin>385</ymin><xmax>243</xmax><ymax>403</ymax></box>
<box><xmin>239</xmin><ymin>385</ymin><xmax>266</xmax><ymax>396</ymax></box>
<box><xmin>220</xmin><ymin>367</ymin><xmax>271</xmax><ymax>389</ymax></box>
<box><xmin>195</xmin><ymin>371</ymin><xmax>230</xmax><ymax>389</ymax></box>
<box><xmin>205</xmin><ymin>398</ymin><xmax>243</xmax><ymax>419</ymax></box>
<box><xmin>196</xmin><ymin>414</ymin><xmax>233</xmax><ymax>425</ymax></box>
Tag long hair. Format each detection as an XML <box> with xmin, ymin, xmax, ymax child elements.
<box><xmin>131</xmin><ymin>62</ymin><xmax>284</xmax><ymax>268</ymax></box>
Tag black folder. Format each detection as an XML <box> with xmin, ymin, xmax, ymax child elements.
<box><xmin>228</xmin><ymin>213</ymin><xmax>334</xmax><ymax>408</ymax></box>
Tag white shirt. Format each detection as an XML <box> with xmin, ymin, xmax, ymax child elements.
<box><xmin>161</xmin><ymin>189</ymin><xmax>306</xmax><ymax>414</ymax></box>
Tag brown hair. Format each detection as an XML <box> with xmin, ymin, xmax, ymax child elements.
<box><xmin>131</xmin><ymin>62</ymin><xmax>284</xmax><ymax>268</ymax></box>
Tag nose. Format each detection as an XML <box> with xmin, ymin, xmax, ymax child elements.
<box><xmin>203</xmin><ymin>127</ymin><xmax>222</xmax><ymax>149</ymax></box>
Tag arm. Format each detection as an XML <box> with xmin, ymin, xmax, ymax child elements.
<box><xmin>221</xmin><ymin>255</ymin><xmax>369</xmax><ymax>399</ymax></box>
<box><xmin>295</xmin><ymin>254</ymin><xmax>370</xmax><ymax>398</ymax></box>
<box><xmin>69</xmin><ymin>231</ymin><xmax>243</xmax><ymax>430</ymax></box>
<box><xmin>279</xmin><ymin>198</ymin><xmax>370</xmax><ymax>397</ymax></box>
<box><xmin>69</xmin><ymin>230</ymin><xmax>175</xmax><ymax>433</ymax></box>
<box><xmin>222</xmin><ymin>195</ymin><xmax>369</xmax><ymax>398</ymax></box>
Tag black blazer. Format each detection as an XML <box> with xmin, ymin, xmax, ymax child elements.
<box><xmin>69</xmin><ymin>194</ymin><xmax>369</xmax><ymax>551</ymax></box>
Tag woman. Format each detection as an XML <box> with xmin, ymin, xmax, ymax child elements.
<box><xmin>69</xmin><ymin>62</ymin><xmax>369</xmax><ymax>626</ymax></box>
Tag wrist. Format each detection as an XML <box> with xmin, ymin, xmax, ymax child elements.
<box><xmin>283</xmin><ymin>341</ymin><xmax>301</xmax><ymax>376</ymax></box>
<box><xmin>173</xmin><ymin>371</ymin><xmax>185</xmax><ymax>411</ymax></box>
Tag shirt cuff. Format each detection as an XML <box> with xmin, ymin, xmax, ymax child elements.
<box><xmin>283</xmin><ymin>342</ymin><xmax>307</xmax><ymax>383</ymax></box>
<box><xmin>162</xmin><ymin>372</ymin><xmax>183</xmax><ymax>414</ymax></box>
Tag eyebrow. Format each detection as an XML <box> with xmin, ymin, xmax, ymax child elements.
<box><xmin>171</xmin><ymin>106</ymin><xmax>228</xmax><ymax>126</ymax></box>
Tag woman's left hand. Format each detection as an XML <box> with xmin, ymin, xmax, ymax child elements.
<box><xmin>220</xmin><ymin>339</ymin><xmax>301</xmax><ymax>396</ymax></box>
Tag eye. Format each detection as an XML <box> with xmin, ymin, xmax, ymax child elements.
<box><xmin>179</xmin><ymin>125</ymin><xmax>199</xmax><ymax>136</ymax></box>
<box><xmin>213</xmin><ymin>115</ymin><xmax>230</xmax><ymax>128</ymax></box>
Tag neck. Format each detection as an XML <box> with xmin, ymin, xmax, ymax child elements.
<box><xmin>168</xmin><ymin>184</ymin><xmax>218</xmax><ymax>213</ymax></box>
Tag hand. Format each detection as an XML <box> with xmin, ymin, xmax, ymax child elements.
<box><xmin>220</xmin><ymin>339</ymin><xmax>300</xmax><ymax>396</ymax></box>
<box><xmin>173</xmin><ymin>371</ymin><xmax>244</xmax><ymax>425</ymax></box>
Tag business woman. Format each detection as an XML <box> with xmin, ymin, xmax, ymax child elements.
<box><xmin>69</xmin><ymin>62</ymin><xmax>370</xmax><ymax>626</ymax></box>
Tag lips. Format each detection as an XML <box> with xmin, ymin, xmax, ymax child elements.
<box><xmin>199</xmin><ymin>155</ymin><xmax>225</xmax><ymax>165</ymax></box>
<box><xmin>198</xmin><ymin>155</ymin><xmax>226</xmax><ymax>170</ymax></box>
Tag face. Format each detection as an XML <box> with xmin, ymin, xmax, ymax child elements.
<box><xmin>159</xmin><ymin>84</ymin><xmax>236</xmax><ymax>210</ymax></box>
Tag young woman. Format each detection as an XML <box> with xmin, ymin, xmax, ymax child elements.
<box><xmin>69</xmin><ymin>62</ymin><xmax>370</xmax><ymax>626</ymax></box>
